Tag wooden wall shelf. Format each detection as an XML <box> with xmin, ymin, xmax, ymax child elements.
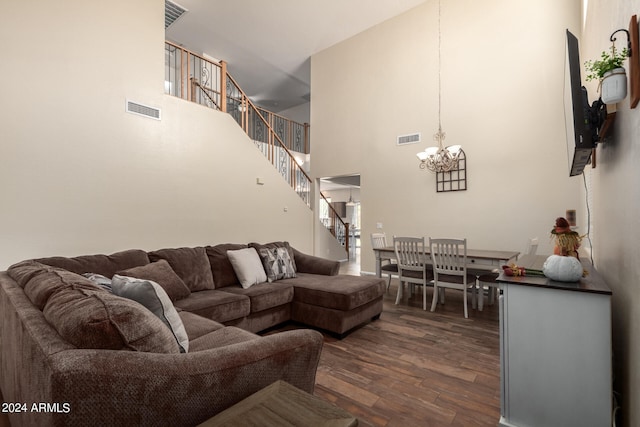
<box><xmin>630</xmin><ymin>15</ymin><xmax>639</xmax><ymax>108</ymax></box>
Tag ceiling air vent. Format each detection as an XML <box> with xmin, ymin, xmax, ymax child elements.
<box><xmin>397</xmin><ymin>133</ymin><xmax>421</xmax><ymax>146</ymax></box>
<box><xmin>126</xmin><ymin>100</ymin><xmax>161</xmax><ymax>120</ymax></box>
<box><xmin>165</xmin><ymin>0</ymin><xmax>188</xmax><ymax>29</ymax></box>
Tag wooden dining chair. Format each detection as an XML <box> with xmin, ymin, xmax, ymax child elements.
<box><xmin>476</xmin><ymin>237</ymin><xmax>537</xmax><ymax>311</ymax></box>
<box><xmin>370</xmin><ymin>232</ymin><xmax>398</xmax><ymax>292</ymax></box>
<box><xmin>429</xmin><ymin>238</ymin><xmax>477</xmax><ymax>318</ymax></box>
<box><xmin>393</xmin><ymin>236</ymin><xmax>433</xmax><ymax>310</ymax></box>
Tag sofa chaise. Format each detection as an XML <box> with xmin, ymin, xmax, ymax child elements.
<box><xmin>0</xmin><ymin>242</ymin><xmax>384</xmax><ymax>426</ymax></box>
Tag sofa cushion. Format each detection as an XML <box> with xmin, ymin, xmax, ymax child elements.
<box><xmin>221</xmin><ymin>282</ymin><xmax>294</xmax><ymax>313</ymax></box>
<box><xmin>173</xmin><ymin>290</ymin><xmax>250</xmax><ymax>323</ymax></box>
<box><xmin>178</xmin><ymin>311</ymin><xmax>225</xmax><ymax>341</ymax></box>
<box><xmin>112</xmin><ymin>275</ymin><xmax>189</xmax><ymax>353</ymax></box>
<box><xmin>249</xmin><ymin>242</ymin><xmax>297</xmax><ymax>272</ymax></box>
<box><xmin>205</xmin><ymin>243</ymin><xmax>248</xmax><ymax>288</ymax></box>
<box><xmin>36</xmin><ymin>249</ymin><xmax>150</xmax><ymax>277</ymax></box>
<box><xmin>116</xmin><ymin>260</ymin><xmax>190</xmax><ymax>302</ymax></box>
<box><xmin>188</xmin><ymin>326</ymin><xmax>259</xmax><ymax>352</ymax></box>
<box><xmin>43</xmin><ymin>286</ymin><xmax>180</xmax><ymax>353</ymax></box>
<box><xmin>258</xmin><ymin>247</ymin><xmax>296</xmax><ymax>282</ymax></box>
<box><xmin>227</xmin><ymin>248</ymin><xmax>267</xmax><ymax>289</ymax></box>
<box><xmin>7</xmin><ymin>259</ymin><xmax>54</xmax><ymax>288</ymax></box>
<box><xmin>285</xmin><ymin>273</ymin><xmax>385</xmax><ymax>311</ymax></box>
<box><xmin>148</xmin><ymin>247</ymin><xmax>214</xmax><ymax>292</ymax></box>
<box><xmin>8</xmin><ymin>260</ymin><xmax>105</xmax><ymax>310</ymax></box>
<box><xmin>291</xmin><ymin>248</ymin><xmax>339</xmax><ymax>276</ymax></box>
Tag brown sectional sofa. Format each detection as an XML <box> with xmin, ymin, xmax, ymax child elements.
<box><xmin>0</xmin><ymin>242</ymin><xmax>384</xmax><ymax>426</ymax></box>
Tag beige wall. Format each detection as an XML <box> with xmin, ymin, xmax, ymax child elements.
<box><xmin>311</xmin><ymin>0</ymin><xmax>583</xmax><ymax>274</ymax></box>
<box><xmin>0</xmin><ymin>0</ymin><xmax>314</xmax><ymax>268</ymax></box>
<box><xmin>581</xmin><ymin>1</ymin><xmax>640</xmax><ymax>425</ymax></box>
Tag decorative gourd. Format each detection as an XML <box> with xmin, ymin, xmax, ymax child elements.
<box><xmin>543</xmin><ymin>255</ymin><xmax>583</xmax><ymax>282</ymax></box>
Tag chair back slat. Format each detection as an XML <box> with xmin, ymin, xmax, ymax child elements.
<box><xmin>393</xmin><ymin>236</ymin><xmax>432</xmax><ymax>310</ymax></box>
<box><xmin>429</xmin><ymin>237</ymin><xmax>474</xmax><ymax>318</ymax></box>
<box><xmin>429</xmin><ymin>238</ymin><xmax>467</xmax><ymax>277</ymax></box>
<box><xmin>370</xmin><ymin>233</ymin><xmax>388</xmax><ymax>249</ymax></box>
<box><xmin>394</xmin><ymin>236</ymin><xmax>427</xmax><ymax>271</ymax></box>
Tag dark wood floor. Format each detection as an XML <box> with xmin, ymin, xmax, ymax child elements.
<box><xmin>307</xmin><ymin>275</ymin><xmax>502</xmax><ymax>426</ymax></box>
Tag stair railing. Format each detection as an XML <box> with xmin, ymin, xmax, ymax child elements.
<box><xmin>165</xmin><ymin>41</ymin><xmax>348</xmax><ymax>254</ymax></box>
<box><xmin>256</xmin><ymin>107</ymin><xmax>310</xmax><ymax>155</ymax></box>
<box><xmin>191</xmin><ymin>78</ymin><xmax>220</xmax><ymax>110</ymax></box>
<box><xmin>225</xmin><ymin>73</ymin><xmax>312</xmax><ymax>207</ymax></box>
<box><xmin>165</xmin><ymin>41</ymin><xmax>309</xmax><ymax>153</ymax></box>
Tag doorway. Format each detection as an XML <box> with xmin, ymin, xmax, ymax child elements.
<box><xmin>319</xmin><ymin>175</ymin><xmax>361</xmax><ymax>270</ymax></box>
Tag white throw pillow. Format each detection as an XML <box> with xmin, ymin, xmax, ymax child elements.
<box><xmin>111</xmin><ymin>274</ymin><xmax>189</xmax><ymax>353</ymax></box>
<box><xmin>227</xmin><ymin>247</ymin><xmax>268</xmax><ymax>289</ymax></box>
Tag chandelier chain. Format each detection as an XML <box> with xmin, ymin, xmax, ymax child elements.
<box><xmin>437</xmin><ymin>0</ymin><xmax>442</xmax><ymax>138</ymax></box>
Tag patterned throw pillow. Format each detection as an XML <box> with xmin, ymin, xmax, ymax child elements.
<box><xmin>259</xmin><ymin>247</ymin><xmax>297</xmax><ymax>282</ymax></box>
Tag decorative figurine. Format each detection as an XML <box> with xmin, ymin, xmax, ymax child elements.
<box><xmin>550</xmin><ymin>217</ymin><xmax>582</xmax><ymax>258</ymax></box>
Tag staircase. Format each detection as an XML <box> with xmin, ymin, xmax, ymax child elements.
<box><xmin>164</xmin><ymin>41</ymin><xmax>350</xmax><ymax>256</ymax></box>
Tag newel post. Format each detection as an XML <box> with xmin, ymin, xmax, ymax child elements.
<box><xmin>345</xmin><ymin>223</ymin><xmax>350</xmax><ymax>259</ymax></box>
<box><xmin>304</xmin><ymin>123</ymin><xmax>310</xmax><ymax>154</ymax></box>
<box><xmin>220</xmin><ymin>60</ymin><xmax>227</xmax><ymax>113</ymax></box>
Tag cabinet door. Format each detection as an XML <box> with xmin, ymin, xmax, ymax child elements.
<box><xmin>500</xmin><ymin>284</ymin><xmax>611</xmax><ymax>427</ymax></box>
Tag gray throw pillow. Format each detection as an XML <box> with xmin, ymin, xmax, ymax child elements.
<box><xmin>112</xmin><ymin>275</ymin><xmax>189</xmax><ymax>353</ymax></box>
<box><xmin>259</xmin><ymin>247</ymin><xmax>297</xmax><ymax>282</ymax></box>
<box><xmin>82</xmin><ymin>273</ymin><xmax>113</xmax><ymax>292</ymax></box>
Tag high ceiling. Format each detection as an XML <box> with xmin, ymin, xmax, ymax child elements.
<box><xmin>165</xmin><ymin>0</ymin><xmax>429</xmax><ymax>113</ymax></box>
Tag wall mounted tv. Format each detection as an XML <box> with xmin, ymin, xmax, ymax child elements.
<box><xmin>564</xmin><ymin>29</ymin><xmax>607</xmax><ymax>176</ymax></box>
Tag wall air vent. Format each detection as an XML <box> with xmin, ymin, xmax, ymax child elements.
<box><xmin>126</xmin><ymin>100</ymin><xmax>161</xmax><ymax>120</ymax></box>
<box><xmin>397</xmin><ymin>133</ymin><xmax>421</xmax><ymax>145</ymax></box>
<box><xmin>165</xmin><ymin>0</ymin><xmax>188</xmax><ymax>29</ymax></box>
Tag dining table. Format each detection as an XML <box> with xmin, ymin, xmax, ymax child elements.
<box><xmin>372</xmin><ymin>246</ymin><xmax>520</xmax><ymax>278</ymax></box>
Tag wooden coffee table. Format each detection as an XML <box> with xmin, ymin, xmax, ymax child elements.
<box><xmin>198</xmin><ymin>380</ymin><xmax>358</xmax><ymax>426</ymax></box>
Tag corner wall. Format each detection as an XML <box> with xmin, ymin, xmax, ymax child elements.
<box><xmin>0</xmin><ymin>0</ymin><xmax>313</xmax><ymax>268</ymax></box>
<box><xmin>582</xmin><ymin>1</ymin><xmax>640</xmax><ymax>425</ymax></box>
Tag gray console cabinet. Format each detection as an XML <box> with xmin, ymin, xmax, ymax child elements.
<box><xmin>497</xmin><ymin>255</ymin><xmax>612</xmax><ymax>427</ymax></box>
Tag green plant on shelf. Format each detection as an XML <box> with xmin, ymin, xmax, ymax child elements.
<box><xmin>584</xmin><ymin>45</ymin><xmax>629</xmax><ymax>82</ymax></box>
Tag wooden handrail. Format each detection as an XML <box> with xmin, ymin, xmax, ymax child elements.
<box><xmin>226</xmin><ymin>73</ymin><xmax>312</xmax><ymax>183</ymax></box>
<box><xmin>165</xmin><ymin>41</ymin><xmax>308</xmax><ymax>154</ymax></box>
<box><xmin>191</xmin><ymin>78</ymin><xmax>220</xmax><ymax>109</ymax></box>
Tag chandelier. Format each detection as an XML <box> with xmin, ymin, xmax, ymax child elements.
<box><xmin>417</xmin><ymin>0</ymin><xmax>462</xmax><ymax>173</ymax></box>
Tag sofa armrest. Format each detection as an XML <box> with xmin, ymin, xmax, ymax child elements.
<box><xmin>42</xmin><ymin>328</ymin><xmax>323</xmax><ymax>426</ymax></box>
<box><xmin>292</xmin><ymin>248</ymin><xmax>340</xmax><ymax>276</ymax></box>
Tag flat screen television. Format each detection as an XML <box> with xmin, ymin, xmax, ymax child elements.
<box><xmin>564</xmin><ymin>29</ymin><xmax>606</xmax><ymax>176</ymax></box>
